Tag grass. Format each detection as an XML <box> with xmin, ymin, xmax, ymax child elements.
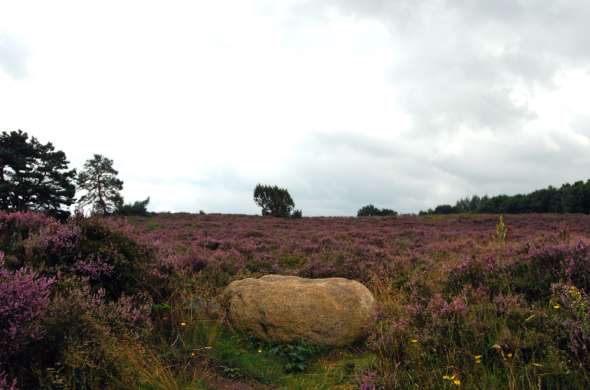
<box><xmin>159</xmin><ymin>316</ymin><xmax>374</xmax><ymax>388</ymax></box>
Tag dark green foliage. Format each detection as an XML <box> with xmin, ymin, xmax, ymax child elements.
<box><xmin>357</xmin><ymin>204</ymin><xmax>398</xmax><ymax>217</ymax></box>
<box><xmin>422</xmin><ymin>179</ymin><xmax>590</xmax><ymax>215</ymax></box>
<box><xmin>0</xmin><ymin>130</ymin><xmax>76</xmax><ymax>220</ymax></box>
<box><xmin>206</xmin><ymin>329</ymin><xmax>286</xmax><ymax>383</ymax></box>
<box><xmin>253</xmin><ymin>184</ymin><xmax>295</xmax><ymax>218</ymax></box>
<box><xmin>266</xmin><ymin>342</ymin><xmax>325</xmax><ymax>373</ymax></box>
<box><xmin>77</xmin><ymin>154</ymin><xmax>124</xmax><ymax>215</ymax></box>
<box><xmin>291</xmin><ymin>209</ymin><xmax>302</xmax><ymax>219</ymax></box>
<box><xmin>116</xmin><ymin>197</ymin><xmax>151</xmax><ymax>216</ymax></box>
<box><xmin>433</xmin><ymin>204</ymin><xmax>454</xmax><ymax>214</ymax></box>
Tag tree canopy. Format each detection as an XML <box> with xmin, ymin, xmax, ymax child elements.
<box><xmin>0</xmin><ymin>130</ymin><xmax>76</xmax><ymax>220</ymax></box>
<box><xmin>357</xmin><ymin>204</ymin><xmax>398</xmax><ymax>217</ymax></box>
<box><xmin>253</xmin><ymin>184</ymin><xmax>295</xmax><ymax>217</ymax></box>
<box><xmin>77</xmin><ymin>154</ymin><xmax>124</xmax><ymax>215</ymax></box>
<box><xmin>115</xmin><ymin>197</ymin><xmax>151</xmax><ymax>216</ymax></box>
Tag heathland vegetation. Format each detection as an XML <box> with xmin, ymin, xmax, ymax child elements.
<box><xmin>2</xmin><ymin>130</ymin><xmax>590</xmax><ymax>389</ymax></box>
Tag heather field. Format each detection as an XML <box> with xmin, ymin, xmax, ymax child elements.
<box><xmin>3</xmin><ymin>212</ymin><xmax>590</xmax><ymax>389</ymax></box>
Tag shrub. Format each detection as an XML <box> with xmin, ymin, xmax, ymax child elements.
<box><xmin>74</xmin><ymin>217</ymin><xmax>157</xmax><ymax>299</ymax></box>
<box><xmin>446</xmin><ymin>241</ymin><xmax>590</xmax><ymax>302</ymax></box>
<box><xmin>13</xmin><ymin>276</ymin><xmax>153</xmax><ymax>389</ymax></box>
<box><xmin>511</xmin><ymin>242</ymin><xmax>590</xmax><ymax>301</ymax></box>
<box><xmin>0</xmin><ymin>252</ymin><xmax>54</xmax><ymax>365</ymax></box>
<box><xmin>115</xmin><ymin>197</ymin><xmax>151</xmax><ymax>216</ymax></box>
<box><xmin>549</xmin><ymin>283</ymin><xmax>590</xmax><ymax>368</ymax></box>
<box><xmin>0</xmin><ymin>211</ymin><xmax>53</xmax><ymax>263</ymax></box>
<box><xmin>2</xmin><ymin>212</ymin><xmax>157</xmax><ymax>300</ymax></box>
<box><xmin>0</xmin><ymin>212</ymin><xmax>166</xmax><ymax>388</ymax></box>
<box><xmin>433</xmin><ymin>204</ymin><xmax>455</xmax><ymax>215</ymax></box>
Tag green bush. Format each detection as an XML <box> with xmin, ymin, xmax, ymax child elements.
<box><xmin>115</xmin><ymin>197</ymin><xmax>151</xmax><ymax>216</ymax></box>
<box><xmin>357</xmin><ymin>205</ymin><xmax>398</xmax><ymax>217</ymax></box>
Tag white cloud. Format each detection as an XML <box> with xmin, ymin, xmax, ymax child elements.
<box><xmin>0</xmin><ymin>33</ymin><xmax>29</xmax><ymax>79</ymax></box>
<box><xmin>1</xmin><ymin>1</ymin><xmax>590</xmax><ymax>215</ymax></box>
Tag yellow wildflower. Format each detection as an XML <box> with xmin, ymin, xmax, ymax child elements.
<box><xmin>410</xmin><ymin>339</ymin><xmax>418</xmax><ymax>343</ymax></box>
<box><xmin>180</xmin><ymin>321</ymin><xmax>187</xmax><ymax>327</ymax></box>
<box><xmin>257</xmin><ymin>348</ymin><xmax>262</xmax><ymax>353</ymax></box>
<box><xmin>553</xmin><ymin>304</ymin><xmax>560</xmax><ymax>309</ymax></box>
<box><xmin>506</xmin><ymin>352</ymin><xmax>513</xmax><ymax>358</ymax></box>
<box><xmin>453</xmin><ymin>378</ymin><xmax>461</xmax><ymax>386</ymax></box>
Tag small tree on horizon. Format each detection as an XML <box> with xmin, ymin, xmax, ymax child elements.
<box><xmin>253</xmin><ymin>184</ymin><xmax>295</xmax><ymax>217</ymax></box>
<box><xmin>77</xmin><ymin>154</ymin><xmax>123</xmax><ymax>215</ymax></box>
<box><xmin>115</xmin><ymin>197</ymin><xmax>151</xmax><ymax>216</ymax></box>
<box><xmin>357</xmin><ymin>204</ymin><xmax>398</xmax><ymax>217</ymax></box>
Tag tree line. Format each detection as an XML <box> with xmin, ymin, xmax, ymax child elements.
<box><xmin>0</xmin><ymin>130</ymin><xmax>150</xmax><ymax>219</ymax></box>
<box><xmin>6</xmin><ymin>130</ymin><xmax>589</xmax><ymax>219</ymax></box>
<box><xmin>421</xmin><ymin>181</ymin><xmax>590</xmax><ymax>215</ymax></box>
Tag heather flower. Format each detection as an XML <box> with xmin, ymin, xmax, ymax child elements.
<box><xmin>0</xmin><ymin>371</ymin><xmax>17</xmax><ymax>390</ymax></box>
<box><xmin>49</xmin><ymin>277</ymin><xmax>152</xmax><ymax>337</ymax></box>
<box><xmin>71</xmin><ymin>256</ymin><xmax>114</xmax><ymax>280</ymax></box>
<box><xmin>23</xmin><ymin>221</ymin><xmax>81</xmax><ymax>264</ymax></box>
<box><xmin>550</xmin><ymin>283</ymin><xmax>590</xmax><ymax>363</ymax></box>
<box><xmin>0</xmin><ymin>252</ymin><xmax>54</xmax><ymax>362</ymax></box>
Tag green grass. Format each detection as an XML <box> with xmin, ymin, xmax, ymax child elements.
<box><xmin>166</xmin><ymin>317</ymin><xmax>376</xmax><ymax>388</ymax></box>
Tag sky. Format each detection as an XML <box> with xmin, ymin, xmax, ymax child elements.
<box><xmin>1</xmin><ymin>0</ymin><xmax>590</xmax><ymax>216</ymax></box>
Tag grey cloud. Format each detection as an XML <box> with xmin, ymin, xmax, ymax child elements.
<box><xmin>281</xmin><ymin>132</ymin><xmax>465</xmax><ymax>214</ymax></box>
<box><xmin>283</xmin><ymin>127</ymin><xmax>590</xmax><ymax>214</ymax></box>
<box><xmin>0</xmin><ymin>33</ymin><xmax>29</xmax><ymax>79</ymax></box>
<box><xmin>571</xmin><ymin>116</ymin><xmax>590</xmax><ymax>139</ymax></box>
<box><xmin>294</xmin><ymin>0</ymin><xmax>590</xmax><ymax>136</ymax></box>
<box><xmin>261</xmin><ymin>1</ymin><xmax>590</xmax><ymax>213</ymax></box>
<box><xmin>433</xmin><ymin>132</ymin><xmax>590</xmax><ymax>197</ymax></box>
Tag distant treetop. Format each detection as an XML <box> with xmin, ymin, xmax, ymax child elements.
<box><xmin>357</xmin><ymin>204</ymin><xmax>398</xmax><ymax>217</ymax></box>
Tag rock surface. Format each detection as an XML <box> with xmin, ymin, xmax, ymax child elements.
<box><xmin>223</xmin><ymin>274</ymin><xmax>376</xmax><ymax>346</ymax></box>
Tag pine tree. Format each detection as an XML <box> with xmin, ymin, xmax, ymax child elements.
<box><xmin>0</xmin><ymin>130</ymin><xmax>76</xmax><ymax>220</ymax></box>
<box><xmin>77</xmin><ymin>154</ymin><xmax>123</xmax><ymax>215</ymax></box>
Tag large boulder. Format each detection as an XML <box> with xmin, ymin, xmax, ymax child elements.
<box><xmin>223</xmin><ymin>274</ymin><xmax>376</xmax><ymax>346</ymax></box>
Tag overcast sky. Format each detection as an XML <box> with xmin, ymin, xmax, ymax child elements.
<box><xmin>2</xmin><ymin>1</ymin><xmax>590</xmax><ymax>215</ymax></box>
